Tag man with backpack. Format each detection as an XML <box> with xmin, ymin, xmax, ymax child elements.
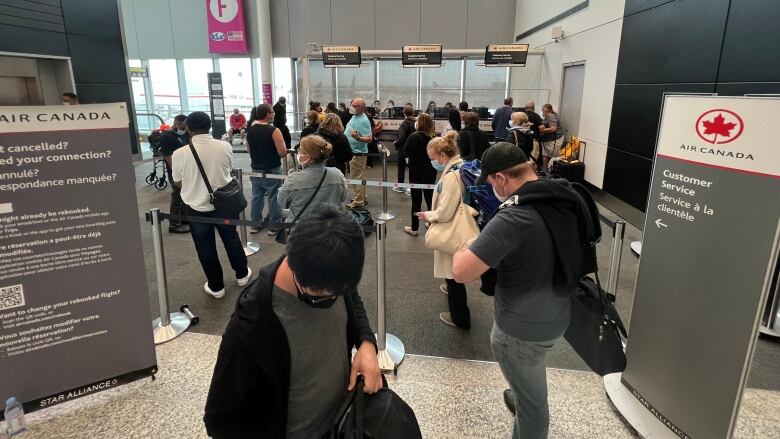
<box><xmin>452</xmin><ymin>143</ymin><xmax>586</xmax><ymax>439</ymax></box>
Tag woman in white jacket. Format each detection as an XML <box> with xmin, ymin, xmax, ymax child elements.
<box><xmin>417</xmin><ymin>130</ymin><xmax>475</xmax><ymax>329</ymax></box>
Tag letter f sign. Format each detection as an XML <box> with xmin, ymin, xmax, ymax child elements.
<box><xmin>217</xmin><ymin>0</ymin><xmax>226</xmax><ymax>17</ymax></box>
<box><xmin>209</xmin><ymin>0</ymin><xmax>238</xmax><ymax>23</ymax></box>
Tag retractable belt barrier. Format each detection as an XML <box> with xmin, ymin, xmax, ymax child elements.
<box><xmin>245</xmin><ymin>170</ymin><xmax>439</xmax><ymax>190</ymax></box>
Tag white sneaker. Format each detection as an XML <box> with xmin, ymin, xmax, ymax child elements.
<box><xmin>237</xmin><ymin>267</ymin><xmax>253</xmax><ymax>287</ymax></box>
<box><xmin>392</xmin><ymin>187</ymin><xmax>404</xmax><ymax>193</ymax></box>
<box><xmin>204</xmin><ymin>282</ymin><xmax>225</xmax><ymax>299</ymax></box>
<box><xmin>403</xmin><ymin>226</ymin><xmax>418</xmax><ymax>237</ymax></box>
<box><xmin>404</xmin><ymin>188</ymin><xmax>411</xmax><ymax>195</ymax></box>
<box><xmin>439</xmin><ymin>284</ymin><xmax>448</xmax><ymax>295</ymax></box>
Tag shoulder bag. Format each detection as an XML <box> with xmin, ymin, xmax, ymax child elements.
<box><xmin>424</xmin><ymin>166</ymin><xmax>479</xmax><ymax>254</ymax></box>
<box><xmin>189</xmin><ymin>144</ymin><xmax>247</xmax><ymax>217</ymax></box>
<box><xmin>275</xmin><ymin>168</ymin><xmax>328</xmax><ymax>244</ymax></box>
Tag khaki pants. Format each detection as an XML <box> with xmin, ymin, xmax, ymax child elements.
<box><xmin>350</xmin><ymin>156</ymin><xmax>367</xmax><ymax>205</ymax></box>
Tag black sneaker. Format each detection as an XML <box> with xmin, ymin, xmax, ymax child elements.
<box><xmin>168</xmin><ymin>224</ymin><xmax>190</xmax><ymax>234</ymax></box>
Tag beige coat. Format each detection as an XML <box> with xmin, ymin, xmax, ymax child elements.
<box><xmin>422</xmin><ymin>155</ymin><xmax>470</xmax><ymax>279</ymax></box>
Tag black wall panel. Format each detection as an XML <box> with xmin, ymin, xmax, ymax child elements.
<box><xmin>61</xmin><ymin>0</ymin><xmax>121</xmax><ymax>42</ymax></box>
<box><xmin>0</xmin><ymin>23</ymin><xmax>68</xmax><ymax>55</ymax></box>
<box><xmin>616</xmin><ymin>0</ymin><xmax>729</xmax><ymax>85</ymax></box>
<box><xmin>716</xmin><ymin>83</ymin><xmax>780</xmax><ymax>97</ymax></box>
<box><xmin>624</xmin><ymin>0</ymin><xmax>677</xmax><ymax>16</ymax></box>
<box><xmin>68</xmin><ymin>35</ymin><xmax>128</xmax><ymax>85</ymax></box>
<box><xmin>609</xmin><ymin>83</ymin><xmax>715</xmax><ymax>159</ymax></box>
<box><xmin>603</xmin><ymin>149</ymin><xmax>654</xmax><ymax>212</ymax></box>
<box><xmin>718</xmin><ymin>0</ymin><xmax>780</xmax><ymax>83</ymax></box>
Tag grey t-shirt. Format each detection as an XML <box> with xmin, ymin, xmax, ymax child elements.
<box><xmin>470</xmin><ymin>204</ymin><xmax>571</xmax><ymax>342</ymax></box>
<box><xmin>272</xmin><ymin>285</ymin><xmax>349</xmax><ymax>438</ymax></box>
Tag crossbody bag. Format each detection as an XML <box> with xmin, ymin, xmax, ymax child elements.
<box><xmin>188</xmin><ymin>143</ymin><xmax>247</xmax><ymax>217</ymax></box>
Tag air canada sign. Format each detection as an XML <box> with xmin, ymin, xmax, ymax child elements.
<box><xmin>680</xmin><ymin>108</ymin><xmax>752</xmax><ymax>161</ymax></box>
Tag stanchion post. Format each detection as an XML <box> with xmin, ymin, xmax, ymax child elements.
<box><xmin>374</xmin><ymin>219</ymin><xmax>404</xmax><ymax>372</ymax></box>
<box><xmin>150</xmin><ymin>208</ymin><xmax>190</xmax><ymax>344</ymax></box>
<box><xmin>376</xmin><ymin>144</ymin><xmax>395</xmax><ymax>220</ymax></box>
<box><xmin>235</xmin><ymin>169</ymin><xmax>260</xmax><ymax>256</ymax></box>
<box><xmin>607</xmin><ymin>220</ymin><xmax>626</xmax><ymax>298</ymax></box>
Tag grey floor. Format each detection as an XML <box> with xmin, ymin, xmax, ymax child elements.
<box><xmin>133</xmin><ymin>152</ymin><xmax>780</xmax><ymax>391</ymax></box>
<box><xmin>15</xmin><ymin>333</ymin><xmax>780</xmax><ymax>438</ymax></box>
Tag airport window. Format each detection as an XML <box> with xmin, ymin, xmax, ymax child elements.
<box><xmin>148</xmin><ymin>59</ymin><xmax>181</xmax><ymax>124</ymax></box>
<box><xmin>218</xmin><ymin>58</ymin><xmax>254</xmax><ymax>118</ymax></box>
<box><xmin>464</xmin><ymin>60</ymin><xmax>508</xmax><ymax>113</ymax></box>
<box><xmin>183</xmin><ymin>59</ymin><xmax>213</xmax><ymax>114</ymax></box>
<box><xmin>336</xmin><ymin>61</ymin><xmax>375</xmax><ymax>104</ymax></box>
<box><xmin>377</xmin><ymin>60</ymin><xmax>417</xmax><ymax>111</ymax></box>
<box><xmin>273</xmin><ymin>57</ymin><xmax>295</xmax><ymax>129</ymax></box>
<box><xmin>420</xmin><ymin>60</ymin><xmax>462</xmax><ymax>113</ymax></box>
<box><xmin>128</xmin><ymin>59</ymin><xmax>151</xmax><ymax>131</ymax></box>
<box><xmin>306</xmin><ymin>59</ymin><xmax>334</xmax><ymax>106</ymax></box>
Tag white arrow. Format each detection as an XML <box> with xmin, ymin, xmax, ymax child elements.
<box><xmin>655</xmin><ymin>219</ymin><xmax>668</xmax><ymax>229</ymax></box>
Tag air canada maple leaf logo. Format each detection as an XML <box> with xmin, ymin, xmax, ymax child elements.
<box><xmin>695</xmin><ymin>109</ymin><xmax>744</xmax><ymax>144</ymax></box>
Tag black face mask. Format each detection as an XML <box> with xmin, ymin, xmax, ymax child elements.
<box><xmin>294</xmin><ymin>275</ymin><xmax>339</xmax><ymax>309</ymax></box>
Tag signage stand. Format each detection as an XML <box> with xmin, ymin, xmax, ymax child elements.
<box><xmin>604</xmin><ymin>95</ymin><xmax>780</xmax><ymax>438</ymax></box>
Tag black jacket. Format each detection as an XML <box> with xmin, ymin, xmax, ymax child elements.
<box><xmin>513</xmin><ymin>178</ymin><xmax>583</xmax><ymax>289</ymax></box>
<box><xmin>508</xmin><ymin>127</ymin><xmax>534</xmax><ymax>158</ymax></box>
<box><xmin>317</xmin><ymin>128</ymin><xmax>353</xmax><ymax>165</ymax></box>
<box><xmin>273</xmin><ymin>103</ymin><xmax>287</xmax><ymax>127</ymax></box>
<box><xmin>526</xmin><ymin>110</ymin><xmax>543</xmax><ymax>139</ymax></box>
<box><xmin>458</xmin><ymin>126</ymin><xmax>490</xmax><ymax>161</ymax></box>
<box><xmin>405</xmin><ymin>131</ymin><xmax>437</xmax><ymax>184</ymax></box>
<box><xmin>203</xmin><ymin>257</ymin><xmax>376</xmax><ymax>439</ymax></box>
<box><xmin>394</xmin><ymin>117</ymin><xmax>415</xmax><ymax>152</ymax></box>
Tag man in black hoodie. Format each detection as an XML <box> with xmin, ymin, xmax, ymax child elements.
<box><xmin>204</xmin><ymin>206</ymin><xmax>382</xmax><ymax>438</ymax></box>
<box><xmin>452</xmin><ymin>143</ymin><xmax>583</xmax><ymax>439</ymax></box>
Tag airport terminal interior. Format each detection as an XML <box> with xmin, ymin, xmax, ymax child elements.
<box><xmin>1</xmin><ymin>0</ymin><xmax>779</xmax><ymax>438</ymax></box>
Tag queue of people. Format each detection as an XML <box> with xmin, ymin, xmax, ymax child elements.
<box><xmin>163</xmin><ymin>96</ymin><xmax>571</xmax><ymax>438</ymax></box>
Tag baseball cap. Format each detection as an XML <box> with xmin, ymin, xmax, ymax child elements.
<box><xmin>475</xmin><ymin>142</ymin><xmax>529</xmax><ymax>186</ymax></box>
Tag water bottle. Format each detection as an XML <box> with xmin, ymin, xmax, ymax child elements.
<box><xmin>4</xmin><ymin>397</ymin><xmax>27</xmax><ymax>437</ymax></box>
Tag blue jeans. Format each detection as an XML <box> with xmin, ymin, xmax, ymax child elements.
<box><xmin>490</xmin><ymin>322</ymin><xmax>559</xmax><ymax>439</ymax></box>
<box><xmin>250</xmin><ymin>167</ymin><xmax>283</xmax><ymax>230</ymax></box>
<box><xmin>186</xmin><ymin>206</ymin><xmax>248</xmax><ymax>292</ymax></box>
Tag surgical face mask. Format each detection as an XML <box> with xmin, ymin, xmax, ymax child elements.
<box><xmin>349</xmin><ymin>106</ymin><xmax>356</xmax><ymax>115</ymax></box>
<box><xmin>297</xmin><ymin>153</ymin><xmax>310</xmax><ymax>168</ymax></box>
<box><xmin>62</xmin><ymin>101</ymin><xmax>71</xmax><ymax>105</ymax></box>
<box><xmin>176</xmin><ymin>129</ymin><xmax>186</xmax><ymax>135</ymax></box>
<box><xmin>431</xmin><ymin>160</ymin><xmax>445</xmax><ymax>172</ymax></box>
<box><xmin>492</xmin><ymin>175</ymin><xmax>508</xmax><ymax>202</ymax></box>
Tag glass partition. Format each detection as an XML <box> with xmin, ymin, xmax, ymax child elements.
<box><xmin>336</xmin><ymin>61</ymin><xmax>375</xmax><ymax>104</ymax></box>
<box><xmin>273</xmin><ymin>57</ymin><xmax>295</xmax><ymax>130</ymax></box>
<box><xmin>183</xmin><ymin>59</ymin><xmax>213</xmax><ymax>114</ymax></box>
<box><xmin>377</xmin><ymin>60</ymin><xmax>416</xmax><ymax>112</ymax></box>
<box><xmin>307</xmin><ymin>59</ymin><xmax>333</xmax><ymax>106</ymax></box>
<box><xmin>420</xmin><ymin>60</ymin><xmax>462</xmax><ymax>115</ymax></box>
<box><xmin>464</xmin><ymin>60</ymin><xmax>508</xmax><ymax>113</ymax></box>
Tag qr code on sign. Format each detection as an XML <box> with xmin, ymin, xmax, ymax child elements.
<box><xmin>0</xmin><ymin>284</ymin><xmax>25</xmax><ymax>311</ymax></box>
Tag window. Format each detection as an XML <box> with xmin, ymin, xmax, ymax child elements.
<box><xmin>183</xmin><ymin>59</ymin><xmax>213</xmax><ymax>113</ymax></box>
<box><xmin>128</xmin><ymin>59</ymin><xmax>151</xmax><ymax>132</ymax></box>
<box><xmin>219</xmin><ymin>58</ymin><xmax>254</xmax><ymax>118</ymax></box>
<box><xmin>420</xmin><ymin>60</ymin><xmax>462</xmax><ymax>115</ymax></box>
<box><xmin>336</xmin><ymin>61</ymin><xmax>374</xmax><ymax>104</ymax></box>
<box><xmin>273</xmin><ymin>57</ymin><xmax>295</xmax><ymax>130</ymax></box>
<box><xmin>464</xmin><ymin>60</ymin><xmax>508</xmax><ymax>113</ymax></box>
<box><xmin>377</xmin><ymin>60</ymin><xmax>416</xmax><ymax>110</ymax></box>
<box><xmin>148</xmin><ymin>59</ymin><xmax>181</xmax><ymax>124</ymax></box>
<box><xmin>307</xmin><ymin>59</ymin><xmax>334</xmax><ymax>106</ymax></box>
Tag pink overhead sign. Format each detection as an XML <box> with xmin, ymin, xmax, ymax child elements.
<box><xmin>207</xmin><ymin>0</ymin><xmax>247</xmax><ymax>54</ymax></box>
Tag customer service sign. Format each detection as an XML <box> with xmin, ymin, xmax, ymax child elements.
<box><xmin>622</xmin><ymin>95</ymin><xmax>780</xmax><ymax>438</ymax></box>
<box><xmin>207</xmin><ymin>0</ymin><xmax>247</xmax><ymax>54</ymax></box>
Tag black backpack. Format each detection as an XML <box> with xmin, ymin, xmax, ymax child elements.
<box><xmin>569</xmin><ymin>181</ymin><xmax>602</xmax><ymax>277</ymax></box>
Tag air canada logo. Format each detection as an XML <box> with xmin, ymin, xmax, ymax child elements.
<box><xmin>210</xmin><ymin>32</ymin><xmax>225</xmax><ymax>41</ymax></box>
<box><xmin>695</xmin><ymin>109</ymin><xmax>744</xmax><ymax>145</ymax></box>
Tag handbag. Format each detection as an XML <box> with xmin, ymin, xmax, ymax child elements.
<box><xmin>424</xmin><ymin>167</ymin><xmax>479</xmax><ymax>254</ymax></box>
<box><xmin>323</xmin><ymin>376</ymin><xmax>422</xmax><ymax>439</ymax></box>
<box><xmin>564</xmin><ymin>274</ymin><xmax>628</xmax><ymax>376</ymax></box>
<box><xmin>189</xmin><ymin>144</ymin><xmax>247</xmax><ymax>217</ymax></box>
<box><xmin>275</xmin><ymin>168</ymin><xmax>328</xmax><ymax>244</ymax></box>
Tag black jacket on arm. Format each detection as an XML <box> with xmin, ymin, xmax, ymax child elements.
<box><xmin>203</xmin><ymin>256</ymin><xmax>377</xmax><ymax>439</ymax></box>
<box><xmin>394</xmin><ymin>117</ymin><xmax>415</xmax><ymax>152</ymax></box>
<box><xmin>404</xmin><ymin>131</ymin><xmax>437</xmax><ymax>184</ymax></box>
<box><xmin>458</xmin><ymin>127</ymin><xmax>490</xmax><ymax>161</ymax></box>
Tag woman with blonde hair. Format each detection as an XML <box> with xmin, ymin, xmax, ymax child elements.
<box><xmin>508</xmin><ymin>111</ymin><xmax>535</xmax><ymax>160</ymax></box>
<box><xmin>277</xmin><ymin>135</ymin><xmax>349</xmax><ymax>223</ymax></box>
<box><xmin>417</xmin><ymin>130</ymin><xmax>477</xmax><ymax>329</ymax></box>
<box><xmin>316</xmin><ymin>113</ymin><xmax>353</xmax><ymax>174</ymax></box>
<box><xmin>403</xmin><ymin>113</ymin><xmax>438</xmax><ymax>236</ymax></box>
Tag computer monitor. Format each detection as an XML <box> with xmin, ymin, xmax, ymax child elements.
<box><xmin>474</xmin><ymin>107</ymin><xmax>491</xmax><ymax>119</ymax></box>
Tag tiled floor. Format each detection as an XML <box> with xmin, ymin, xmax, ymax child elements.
<box><xmin>12</xmin><ymin>333</ymin><xmax>780</xmax><ymax>438</ymax></box>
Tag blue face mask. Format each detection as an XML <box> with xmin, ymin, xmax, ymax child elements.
<box><xmin>431</xmin><ymin>160</ymin><xmax>446</xmax><ymax>171</ymax></box>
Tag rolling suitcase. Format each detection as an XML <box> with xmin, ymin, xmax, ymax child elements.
<box><xmin>551</xmin><ymin>159</ymin><xmax>585</xmax><ymax>183</ymax></box>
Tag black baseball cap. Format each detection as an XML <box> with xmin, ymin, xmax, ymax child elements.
<box><xmin>475</xmin><ymin>142</ymin><xmax>529</xmax><ymax>186</ymax></box>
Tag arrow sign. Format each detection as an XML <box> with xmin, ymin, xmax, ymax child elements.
<box><xmin>655</xmin><ymin>219</ymin><xmax>668</xmax><ymax>229</ymax></box>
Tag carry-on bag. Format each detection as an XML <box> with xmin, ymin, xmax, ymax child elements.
<box><xmin>351</xmin><ymin>208</ymin><xmax>374</xmax><ymax>237</ymax></box>
<box><xmin>550</xmin><ymin>159</ymin><xmax>585</xmax><ymax>183</ymax></box>
<box><xmin>189</xmin><ymin>144</ymin><xmax>247</xmax><ymax>217</ymax></box>
<box><xmin>565</xmin><ymin>275</ymin><xmax>628</xmax><ymax>376</ymax></box>
<box><xmin>323</xmin><ymin>376</ymin><xmax>422</xmax><ymax>439</ymax></box>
